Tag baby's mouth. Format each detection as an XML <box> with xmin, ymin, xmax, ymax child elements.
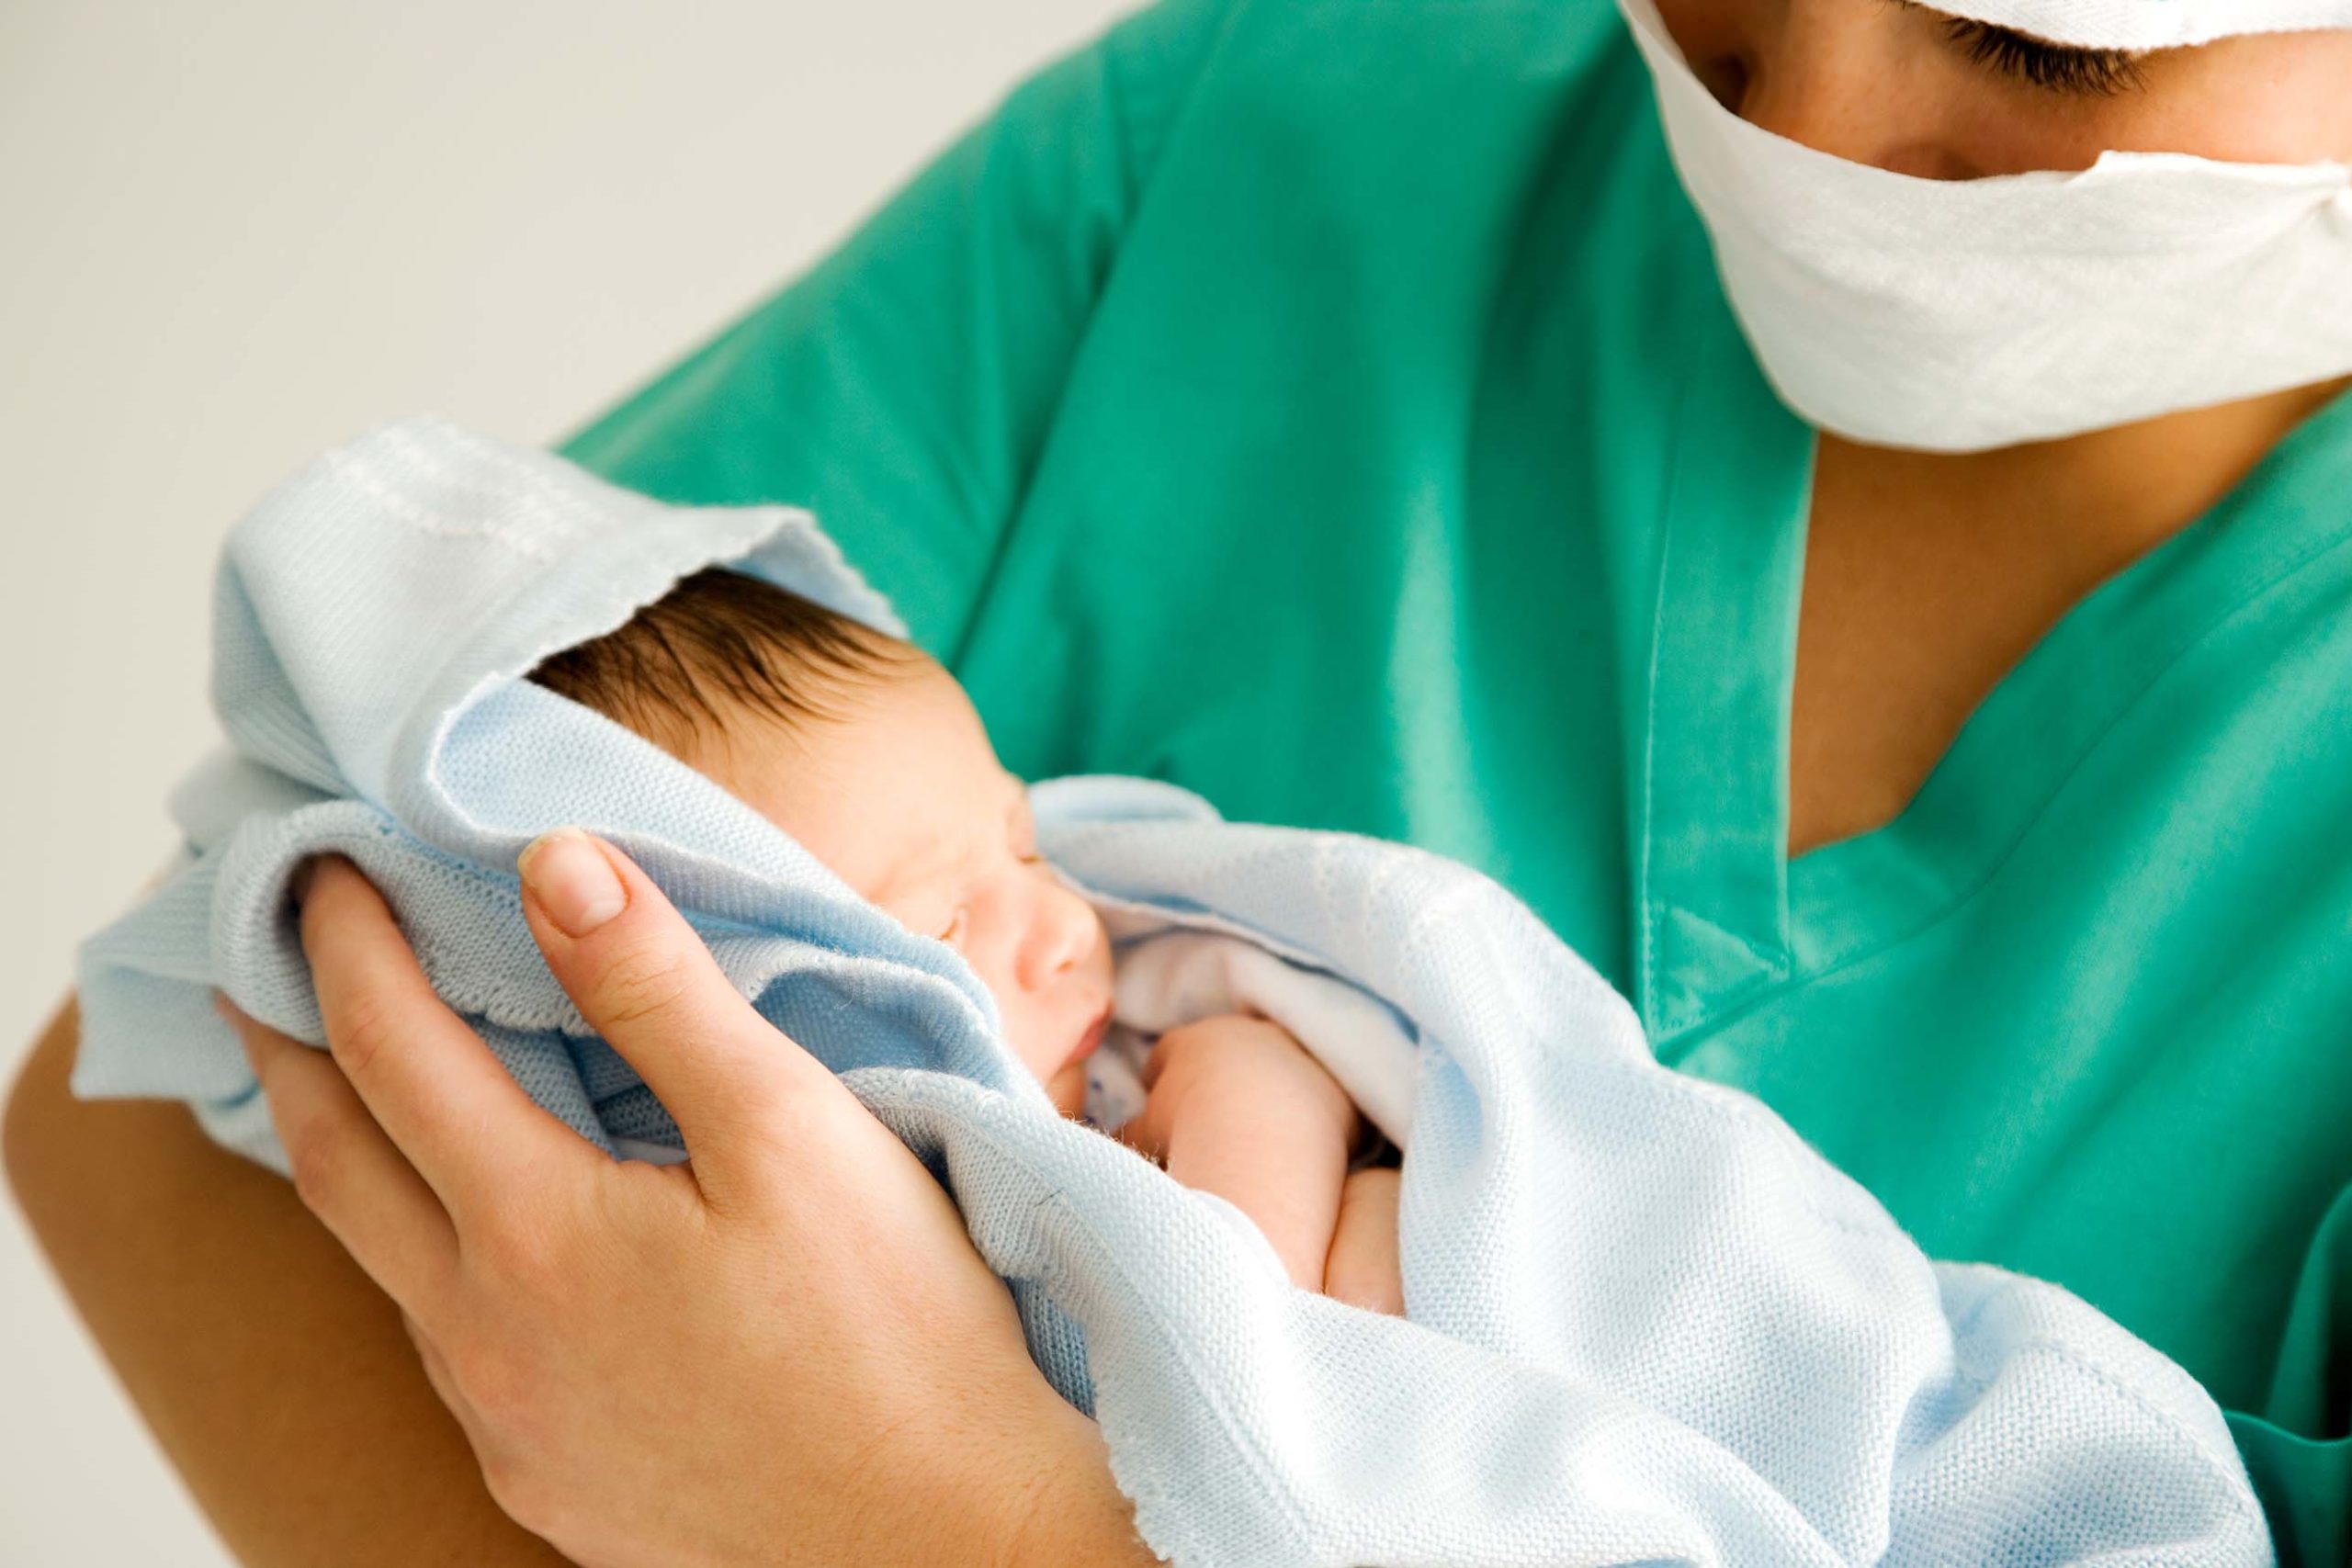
<box><xmin>1066</xmin><ymin>1002</ymin><xmax>1112</xmax><ymax>1069</ymax></box>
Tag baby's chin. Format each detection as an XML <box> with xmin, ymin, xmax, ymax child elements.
<box><xmin>1044</xmin><ymin>1057</ymin><xmax>1090</xmax><ymax>1118</ymax></box>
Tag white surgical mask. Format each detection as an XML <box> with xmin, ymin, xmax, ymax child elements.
<box><xmin>1939</xmin><ymin>0</ymin><xmax>2352</xmax><ymax>49</ymax></box>
<box><xmin>1618</xmin><ymin>0</ymin><xmax>2352</xmax><ymax>453</ymax></box>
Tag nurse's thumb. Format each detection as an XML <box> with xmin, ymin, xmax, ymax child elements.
<box><xmin>515</xmin><ymin>828</ymin><xmax>836</xmax><ymax>1184</ymax></box>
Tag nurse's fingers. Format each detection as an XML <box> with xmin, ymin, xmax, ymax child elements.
<box><xmin>514</xmin><ymin>829</ymin><xmax>841</xmax><ymax>1202</ymax></box>
<box><xmin>222</xmin><ymin>996</ymin><xmax>458</xmax><ymax>1316</ymax></box>
<box><xmin>401</xmin><ymin>1310</ymin><xmax>483</xmax><ymax>1447</ymax></box>
<box><xmin>298</xmin><ymin>857</ymin><xmax>594</xmax><ymax>1209</ymax></box>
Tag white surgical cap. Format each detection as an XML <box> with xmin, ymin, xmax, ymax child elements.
<box><xmin>1938</xmin><ymin>0</ymin><xmax>2352</xmax><ymax>47</ymax></box>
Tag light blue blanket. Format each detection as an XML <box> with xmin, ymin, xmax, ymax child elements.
<box><xmin>76</xmin><ymin>420</ymin><xmax>2270</xmax><ymax>1567</ymax></box>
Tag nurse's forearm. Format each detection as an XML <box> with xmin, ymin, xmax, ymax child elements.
<box><xmin>3</xmin><ymin>999</ymin><xmax>570</xmax><ymax>1568</ymax></box>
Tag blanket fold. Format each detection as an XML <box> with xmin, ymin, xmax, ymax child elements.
<box><xmin>76</xmin><ymin>419</ymin><xmax>2270</xmax><ymax>1567</ymax></box>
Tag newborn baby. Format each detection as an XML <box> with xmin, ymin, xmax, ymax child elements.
<box><xmin>528</xmin><ymin>568</ymin><xmax>1404</xmax><ymax>1314</ymax></box>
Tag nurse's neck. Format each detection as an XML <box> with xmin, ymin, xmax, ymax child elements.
<box><xmin>1787</xmin><ymin>374</ymin><xmax>2349</xmax><ymax>858</ymax></box>
<box><xmin>1816</xmin><ymin>375</ymin><xmax>2352</xmax><ymax>567</ymax></box>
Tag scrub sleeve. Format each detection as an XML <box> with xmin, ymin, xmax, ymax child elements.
<box><xmin>560</xmin><ymin>1</ymin><xmax>2352</xmax><ymax>1557</ymax></box>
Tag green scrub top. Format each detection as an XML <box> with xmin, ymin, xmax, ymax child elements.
<box><xmin>561</xmin><ymin>1</ymin><xmax>2352</xmax><ymax>1555</ymax></box>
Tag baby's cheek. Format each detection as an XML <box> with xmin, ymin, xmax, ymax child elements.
<box><xmin>1004</xmin><ymin>1017</ymin><xmax>1059</xmax><ymax>1082</ymax></box>
<box><xmin>1000</xmin><ymin>1005</ymin><xmax>1079</xmax><ymax>1105</ymax></box>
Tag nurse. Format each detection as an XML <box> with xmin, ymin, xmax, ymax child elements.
<box><xmin>11</xmin><ymin>0</ymin><xmax>2352</xmax><ymax>1562</ymax></box>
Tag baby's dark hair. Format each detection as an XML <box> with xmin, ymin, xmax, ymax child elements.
<box><xmin>526</xmin><ymin>568</ymin><xmax>913</xmax><ymax>752</ymax></box>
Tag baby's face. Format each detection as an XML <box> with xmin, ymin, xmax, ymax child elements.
<box><xmin>681</xmin><ymin>656</ymin><xmax>1114</xmax><ymax>1115</ymax></box>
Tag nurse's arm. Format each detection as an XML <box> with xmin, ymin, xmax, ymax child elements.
<box><xmin>4</xmin><ymin>998</ymin><xmax>569</xmax><ymax>1568</ymax></box>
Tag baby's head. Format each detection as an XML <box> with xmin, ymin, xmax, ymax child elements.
<box><xmin>528</xmin><ymin>569</ymin><xmax>1113</xmax><ymax>1114</ymax></box>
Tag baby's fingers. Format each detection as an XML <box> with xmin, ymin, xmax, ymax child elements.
<box><xmin>1114</xmin><ymin>1091</ymin><xmax>1173</xmax><ymax>1163</ymax></box>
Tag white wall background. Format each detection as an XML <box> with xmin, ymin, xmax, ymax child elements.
<box><xmin>0</xmin><ymin>3</ymin><xmax>1132</xmax><ymax>1561</ymax></box>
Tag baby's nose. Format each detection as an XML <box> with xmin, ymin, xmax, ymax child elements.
<box><xmin>1019</xmin><ymin>882</ymin><xmax>1097</xmax><ymax>991</ymax></box>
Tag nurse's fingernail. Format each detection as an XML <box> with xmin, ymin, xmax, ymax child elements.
<box><xmin>519</xmin><ymin>828</ymin><xmax>628</xmax><ymax>937</ymax></box>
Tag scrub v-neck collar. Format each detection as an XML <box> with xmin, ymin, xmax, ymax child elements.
<box><xmin>1634</xmin><ymin>323</ymin><xmax>2352</xmax><ymax>1053</ymax></box>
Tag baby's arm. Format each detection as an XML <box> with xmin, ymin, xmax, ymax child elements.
<box><xmin>1325</xmin><ymin>1167</ymin><xmax>1404</xmax><ymax>1315</ymax></box>
<box><xmin>1118</xmin><ymin>1015</ymin><xmax>1398</xmax><ymax>1310</ymax></box>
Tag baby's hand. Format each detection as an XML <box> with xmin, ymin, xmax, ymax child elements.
<box><xmin>1117</xmin><ymin>1013</ymin><xmax>1361</xmax><ymax>1162</ymax></box>
<box><xmin>1117</xmin><ymin>1014</ymin><xmax>1365</xmax><ymax>1293</ymax></box>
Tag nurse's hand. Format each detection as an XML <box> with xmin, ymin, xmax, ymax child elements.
<box><xmin>222</xmin><ymin>834</ymin><xmax>1151</xmax><ymax>1568</ymax></box>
